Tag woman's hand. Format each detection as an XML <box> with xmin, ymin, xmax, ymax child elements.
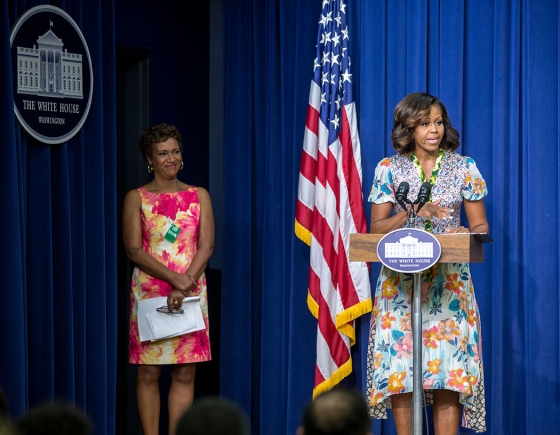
<box><xmin>167</xmin><ymin>274</ymin><xmax>198</xmax><ymax>310</ymax></box>
<box><xmin>167</xmin><ymin>289</ymin><xmax>188</xmax><ymax>311</ymax></box>
<box><xmin>170</xmin><ymin>273</ymin><xmax>197</xmax><ymax>295</ymax></box>
<box><xmin>415</xmin><ymin>199</ymin><xmax>453</xmax><ymax>220</ymax></box>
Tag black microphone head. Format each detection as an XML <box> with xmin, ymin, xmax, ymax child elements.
<box><xmin>417</xmin><ymin>182</ymin><xmax>432</xmax><ymax>203</ymax></box>
<box><xmin>396</xmin><ymin>182</ymin><xmax>409</xmax><ymax>202</ymax></box>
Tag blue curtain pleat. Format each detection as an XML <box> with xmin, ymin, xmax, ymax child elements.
<box><xmin>100</xmin><ymin>1</ymin><xmax>117</xmax><ymax>428</ymax></box>
<box><xmin>522</xmin><ymin>1</ymin><xmax>559</xmax><ymax>433</ymax></box>
<box><xmin>51</xmin><ymin>146</ymin><xmax>77</xmax><ymax>401</ymax></box>
<box><xmin>438</xmin><ymin>1</ymin><xmax>464</xmax><ymax>137</ymax></box>
<box><xmin>222</xmin><ymin>0</ymin><xmax>560</xmax><ymax>434</ymax></box>
<box><xmin>258</xmin><ymin>0</ymin><xmax>284</xmax><ymax>432</ymax></box>
<box><xmin>488</xmin><ymin>1</ymin><xmax>520</xmax><ymax>432</ymax></box>
<box><xmin>281</xmin><ymin>2</ymin><xmax>319</xmax><ymax>433</ymax></box>
<box><xmin>0</xmin><ymin>1</ymin><xmax>117</xmax><ymax>434</ymax></box>
<box><xmin>407</xmin><ymin>1</ymin><xmax>428</xmax><ymax>93</ymax></box>
<box><xmin>250</xmin><ymin>1</ymin><xmax>266</xmax><ymax>431</ymax></box>
<box><xmin>220</xmin><ymin>0</ymin><xmax>256</xmax><ymax>427</ymax></box>
<box><xmin>69</xmin><ymin>134</ymin><xmax>89</xmax><ymax>408</ymax></box>
<box><xmin>26</xmin><ymin>144</ymin><xmax>55</xmax><ymax>405</ymax></box>
<box><xmin>0</xmin><ymin>0</ymin><xmax>27</xmax><ymax>416</ymax></box>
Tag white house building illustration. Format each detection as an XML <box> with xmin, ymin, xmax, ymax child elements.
<box><xmin>385</xmin><ymin>234</ymin><xmax>434</xmax><ymax>258</ymax></box>
<box><xmin>17</xmin><ymin>26</ymin><xmax>83</xmax><ymax>98</ymax></box>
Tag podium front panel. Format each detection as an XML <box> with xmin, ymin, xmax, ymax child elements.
<box><xmin>349</xmin><ymin>233</ymin><xmax>484</xmax><ymax>263</ymax></box>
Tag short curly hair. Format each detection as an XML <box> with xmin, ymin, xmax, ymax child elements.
<box><xmin>138</xmin><ymin>123</ymin><xmax>183</xmax><ymax>161</ymax></box>
<box><xmin>391</xmin><ymin>92</ymin><xmax>460</xmax><ymax>155</ymax></box>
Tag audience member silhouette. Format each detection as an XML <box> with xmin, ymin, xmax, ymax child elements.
<box><xmin>13</xmin><ymin>402</ymin><xmax>92</xmax><ymax>435</ymax></box>
<box><xmin>0</xmin><ymin>386</ymin><xmax>10</xmax><ymax>434</ymax></box>
<box><xmin>175</xmin><ymin>396</ymin><xmax>248</xmax><ymax>435</ymax></box>
<box><xmin>297</xmin><ymin>387</ymin><xmax>372</xmax><ymax>435</ymax></box>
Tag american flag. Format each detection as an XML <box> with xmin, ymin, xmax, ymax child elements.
<box><xmin>295</xmin><ymin>0</ymin><xmax>371</xmax><ymax>397</ymax></box>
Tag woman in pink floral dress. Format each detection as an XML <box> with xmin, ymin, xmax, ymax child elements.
<box><xmin>122</xmin><ymin>124</ymin><xmax>214</xmax><ymax>435</ymax></box>
<box><xmin>366</xmin><ymin>93</ymin><xmax>489</xmax><ymax>434</ymax></box>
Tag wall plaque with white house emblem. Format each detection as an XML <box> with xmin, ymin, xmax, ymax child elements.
<box><xmin>377</xmin><ymin>228</ymin><xmax>442</xmax><ymax>273</ymax></box>
<box><xmin>10</xmin><ymin>5</ymin><xmax>93</xmax><ymax>144</ymax></box>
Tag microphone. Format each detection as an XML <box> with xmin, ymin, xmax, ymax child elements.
<box><xmin>396</xmin><ymin>182</ymin><xmax>410</xmax><ymax>210</ymax></box>
<box><xmin>415</xmin><ymin>182</ymin><xmax>432</xmax><ymax>214</ymax></box>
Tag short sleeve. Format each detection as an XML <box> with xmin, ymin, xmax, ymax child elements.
<box><xmin>462</xmin><ymin>157</ymin><xmax>488</xmax><ymax>200</ymax></box>
<box><xmin>368</xmin><ymin>158</ymin><xmax>395</xmax><ymax>204</ymax></box>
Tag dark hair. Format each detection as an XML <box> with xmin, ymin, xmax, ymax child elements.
<box><xmin>176</xmin><ymin>397</ymin><xmax>248</xmax><ymax>435</ymax></box>
<box><xmin>138</xmin><ymin>123</ymin><xmax>183</xmax><ymax>161</ymax></box>
<box><xmin>391</xmin><ymin>92</ymin><xmax>460</xmax><ymax>155</ymax></box>
<box><xmin>300</xmin><ymin>388</ymin><xmax>370</xmax><ymax>435</ymax></box>
<box><xmin>14</xmin><ymin>402</ymin><xmax>92</xmax><ymax>435</ymax></box>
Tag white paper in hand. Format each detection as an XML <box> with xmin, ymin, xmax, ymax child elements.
<box><xmin>146</xmin><ymin>308</ymin><xmax>197</xmax><ymax>341</ymax></box>
<box><xmin>138</xmin><ymin>296</ymin><xmax>205</xmax><ymax>342</ymax></box>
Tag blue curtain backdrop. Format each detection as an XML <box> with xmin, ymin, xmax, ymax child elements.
<box><xmin>0</xmin><ymin>1</ymin><xmax>117</xmax><ymax>434</ymax></box>
<box><xmin>221</xmin><ymin>1</ymin><xmax>560</xmax><ymax>434</ymax></box>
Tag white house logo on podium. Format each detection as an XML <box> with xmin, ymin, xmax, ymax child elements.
<box><xmin>384</xmin><ymin>235</ymin><xmax>434</xmax><ymax>258</ymax></box>
<box><xmin>10</xmin><ymin>5</ymin><xmax>93</xmax><ymax>144</ymax></box>
<box><xmin>377</xmin><ymin>229</ymin><xmax>441</xmax><ymax>273</ymax></box>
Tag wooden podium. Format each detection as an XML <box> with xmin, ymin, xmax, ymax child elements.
<box><xmin>349</xmin><ymin>233</ymin><xmax>487</xmax><ymax>263</ymax></box>
<box><xmin>349</xmin><ymin>232</ymin><xmax>490</xmax><ymax>435</ymax></box>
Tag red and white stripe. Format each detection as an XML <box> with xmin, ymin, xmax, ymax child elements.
<box><xmin>295</xmin><ymin>80</ymin><xmax>371</xmax><ymax>396</ymax></box>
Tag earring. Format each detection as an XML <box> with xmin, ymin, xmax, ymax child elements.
<box><xmin>148</xmin><ymin>164</ymin><xmax>153</xmax><ymax>173</ymax></box>
<box><xmin>180</xmin><ymin>161</ymin><xmax>184</xmax><ymax>170</ymax></box>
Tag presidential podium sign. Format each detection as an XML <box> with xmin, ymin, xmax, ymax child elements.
<box><xmin>374</xmin><ymin>228</ymin><xmax>441</xmax><ymax>273</ymax></box>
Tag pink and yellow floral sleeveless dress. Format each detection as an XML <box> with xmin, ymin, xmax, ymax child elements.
<box><xmin>129</xmin><ymin>186</ymin><xmax>211</xmax><ymax>364</ymax></box>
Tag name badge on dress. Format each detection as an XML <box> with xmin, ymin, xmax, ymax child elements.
<box><xmin>164</xmin><ymin>223</ymin><xmax>181</xmax><ymax>243</ymax></box>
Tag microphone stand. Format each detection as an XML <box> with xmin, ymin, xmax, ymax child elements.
<box><xmin>410</xmin><ymin>200</ymin><xmax>425</xmax><ymax>435</ymax></box>
<box><xmin>409</xmin><ymin>196</ymin><xmax>428</xmax><ymax>228</ymax></box>
<box><xmin>407</xmin><ymin>197</ymin><xmax>428</xmax><ymax>434</ymax></box>
<box><xmin>407</xmin><ymin>203</ymin><xmax>416</xmax><ymax>228</ymax></box>
<box><xmin>400</xmin><ymin>183</ymin><xmax>431</xmax><ymax>434</ymax></box>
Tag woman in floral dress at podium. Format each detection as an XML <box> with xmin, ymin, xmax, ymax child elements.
<box><xmin>366</xmin><ymin>93</ymin><xmax>489</xmax><ymax>434</ymax></box>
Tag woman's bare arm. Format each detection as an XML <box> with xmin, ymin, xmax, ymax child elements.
<box><xmin>464</xmin><ymin>198</ymin><xmax>489</xmax><ymax>234</ymax></box>
<box><xmin>370</xmin><ymin>202</ymin><xmax>407</xmax><ymax>234</ymax></box>
<box><xmin>182</xmin><ymin>187</ymin><xmax>215</xmax><ymax>282</ymax></box>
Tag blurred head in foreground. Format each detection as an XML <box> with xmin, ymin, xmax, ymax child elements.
<box><xmin>13</xmin><ymin>402</ymin><xmax>92</xmax><ymax>435</ymax></box>
<box><xmin>176</xmin><ymin>396</ymin><xmax>248</xmax><ymax>435</ymax></box>
<box><xmin>297</xmin><ymin>387</ymin><xmax>371</xmax><ymax>435</ymax></box>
